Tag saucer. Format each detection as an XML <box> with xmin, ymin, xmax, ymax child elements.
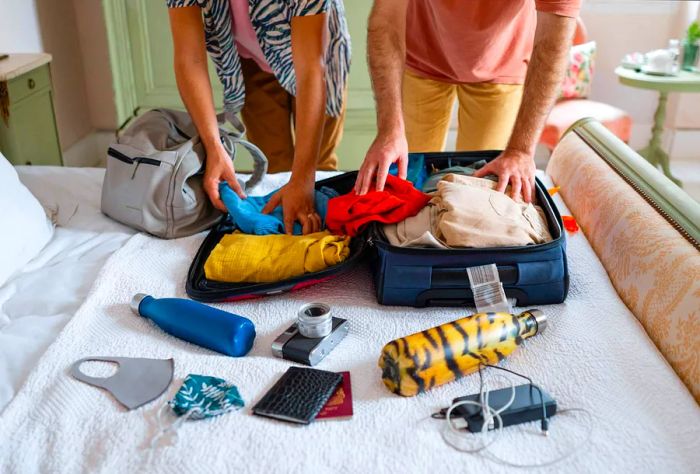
<box><xmin>641</xmin><ymin>65</ymin><xmax>677</xmax><ymax>76</ymax></box>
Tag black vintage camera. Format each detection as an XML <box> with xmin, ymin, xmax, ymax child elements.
<box><xmin>271</xmin><ymin>303</ymin><xmax>348</xmax><ymax>366</ymax></box>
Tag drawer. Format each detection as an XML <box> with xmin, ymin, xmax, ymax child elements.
<box><xmin>1</xmin><ymin>89</ymin><xmax>63</xmax><ymax>166</ymax></box>
<box><xmin>6</xmin><ymin>64</ymin><xmax>52</xmax><ymax>103</ymax></box>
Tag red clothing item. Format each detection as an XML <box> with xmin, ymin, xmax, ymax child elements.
<box><xmin>326</xmin><ymin>176</ymin><xmax>431</xmax><ymax>237</ymax></box>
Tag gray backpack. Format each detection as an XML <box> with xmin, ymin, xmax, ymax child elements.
<box><xmin>101</xmin><ymin>109</ymin><xmax>267</xmax><ymax>239</ymax></box>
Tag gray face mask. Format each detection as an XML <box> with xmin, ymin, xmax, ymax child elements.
<box><xmin>70</xmin><ymin>356</ymin><xmax>174</xmax><ymax>410</ymax></box>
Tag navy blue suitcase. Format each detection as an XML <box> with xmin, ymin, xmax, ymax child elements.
<box><xmin>187</xmin><ymin>150</ymin><xmax>568</xmax><ymax>307</ymax></box>
<box><xmin>369</xmin><ymin>150</ymin><xmax>569</xmax><ymax>307</ymax></box>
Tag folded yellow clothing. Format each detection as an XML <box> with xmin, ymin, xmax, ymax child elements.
<box><xmin>204</xmin><ymin>231</ymin><xmax>351</xmax><ymax>283</ymax></box>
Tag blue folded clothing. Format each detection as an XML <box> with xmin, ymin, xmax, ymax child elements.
<box><xmin>219</xmin><ymin>182</ymin><xmax>339</xmax><ymax>235</ymax></box>
<box><xmin>389</xmin><ymin>154</ymin><xmax>427</xmax><ymax>190</ymax></box>
<box><xmin>421</xmin><ymin>160</ymin><xmax>495</xmax><ymax>193</ymax></box>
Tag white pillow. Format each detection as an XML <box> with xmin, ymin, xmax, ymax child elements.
<box><xmin>0</xmin><ymin>154</ymin><xmax>54</xmax><ymax>287</ymax></box>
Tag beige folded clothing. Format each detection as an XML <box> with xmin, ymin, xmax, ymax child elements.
<box><xmin>383</xmin><ymin>174</ymin><xmax>552</xmax><ymax>249</ymax></box>
<box><xmin>433</xmin><ymin>174</ymin><xmax>551</xmax><ymax>247</ymax></box>
<box><xmin>383</xmin><ymin>204</ymin><xmax>448</xmax><ymax>249</ymax></box>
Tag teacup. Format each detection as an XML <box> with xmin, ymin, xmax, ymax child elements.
<box><xmin>645</xmin><ymin>49</ymin><xmax>675</xmax><ymax>74</ymax></box>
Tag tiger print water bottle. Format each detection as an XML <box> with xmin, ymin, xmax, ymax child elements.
<box><xmin>378</xmin><ymin>310</ymin><xmax>546</xmax><ymax>397</ymax></box>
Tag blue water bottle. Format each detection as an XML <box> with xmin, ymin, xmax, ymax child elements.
<box><xmin>131</xmin><ymin>294</ymin><xmax>256</xmax><ymax>357</ymax></box>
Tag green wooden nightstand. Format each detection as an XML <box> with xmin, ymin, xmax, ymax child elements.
<box><xmin>0</xmin><ymin>53</ymin><xmax>63</xmax><ymax>166</ymax></box>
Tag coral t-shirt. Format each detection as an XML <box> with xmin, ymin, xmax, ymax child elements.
<box><xmin>406</xmin><ymin>0</ymin><xmax>581</xmax><ymax>84</ymax></box>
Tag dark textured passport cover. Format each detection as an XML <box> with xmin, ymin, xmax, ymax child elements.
<box><xmin>252</xmin><ymin>367</ymin><xmax>342</xmax><ymax>424</ymax></box>
<box><xmin>316</xmin><ymin>372</ymin><xmax>353</xmax><ymax>420</ymax></box>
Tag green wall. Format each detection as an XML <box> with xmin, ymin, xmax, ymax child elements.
<box><xmin>103</xmin><ymin>0</ymin><xmax>375</xmax><ymax>171</ymax></box>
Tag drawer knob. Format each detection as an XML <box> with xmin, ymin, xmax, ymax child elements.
<box><xmin>28</xmin><ymin>78</ymin><xmax>36</xmax><ymax>89</ymax></box>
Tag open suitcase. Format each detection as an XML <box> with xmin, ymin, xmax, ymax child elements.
<box><xmin>186</xmin><ymin>151</ymin><xmax>568</xmax><ymax>307</ymax></box>
<box><xmin>370</xmin><ymin>151</ymin><xmax>568</xmax><ymax>307</ymax></box>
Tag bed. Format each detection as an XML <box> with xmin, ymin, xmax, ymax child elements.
<box><xmin>0</xmin><ymin>167</ymin><xmax>135</xmax><ymax>412</ymax></box>
<box><xmin>0</xmin><ymin>166</ymin><xmax>336</xmax><ymax>413</ymax></box>
<box><xmin>0</xmin><ymin>122</ymin><xmax>698</xmax><ymax>473</ymax></box>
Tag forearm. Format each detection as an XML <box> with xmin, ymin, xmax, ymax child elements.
<box><xmin>290</xmin><ymin>67</ymin><xmax>326</xmax><ymax>185</ymax></box>
<box><xmin>289</xmin><ymin>13</ymin><xmax>330</xmax><ymax>186</ymax></box>
<box><xmin>174</xmin><ymin>58</ymin><xmax>222</xmax><ymax>154</ymax></box>
<box><xmin>169</xmin><ymin>8</ymin><xmax>222</xmax><ymax>154</ymax></box>
<box><xmin>367</xmin><ymin>0</ymin><xmax>408</xmax><ymax>137</ymax></box>
<box><xmin>507</xmin><ymin>13</ymin><xmax>575</xmax><ymax>156</ymax></box>
<box><xmin>168</xmin><ymin>6</ymin><xmax>243</xmax><ymax>205</ymax></box>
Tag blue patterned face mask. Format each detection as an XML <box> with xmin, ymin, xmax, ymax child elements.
<box><xmin>150</xmin><ymin>374</ymin><xmax>244</xmax><ymax>451</ymax></box>
<box><xmin>170</xmin><ymin>374</ymin><xmax>245</xmax><ymax>419</ymax></box>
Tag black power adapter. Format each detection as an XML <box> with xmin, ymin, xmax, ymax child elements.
<box><xmin>450</xmin><ymin>383</ymin><xmax>557</xmax><ymax>433</ymax></box>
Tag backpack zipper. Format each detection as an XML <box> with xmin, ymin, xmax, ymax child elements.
<box><xmin>107</xmin><ymin>147</ymin><xmax>133</xmax><ymax>164</ymax></box>
<box><xmin>108</xmin><ymin>147</ymin><xmax>161</xmax><ymax>167</ymax></box>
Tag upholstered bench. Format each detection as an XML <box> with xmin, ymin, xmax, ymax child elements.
<box><xmin>548</xmin><ymin>118</ymin><xmax>700</xmax><ymax>401</ymax></box>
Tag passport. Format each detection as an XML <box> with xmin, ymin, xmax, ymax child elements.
<box><xmin>316</xmin><ymin>372</ymin><xmax>353</xmax><ymax>420</ymax></box>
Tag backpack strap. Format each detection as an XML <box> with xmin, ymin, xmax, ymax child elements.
<box><xmin>219</xmin><ymin>112</ymin><xmax>268</xmax><ymax>191</ymax></box>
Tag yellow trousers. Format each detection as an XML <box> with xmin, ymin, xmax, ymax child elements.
<box><xmin>402</xmin><ymin>69</ymin><xmax>523</xmax><ymax>152</ymax></box>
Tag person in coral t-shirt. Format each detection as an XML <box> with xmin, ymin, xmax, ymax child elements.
<box><xmin>355</xmin><ymin>0</ymin><xmax>581</xmax><ymax>203</ymax></box>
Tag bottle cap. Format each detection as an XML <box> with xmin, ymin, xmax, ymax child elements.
<box><xmin>528</xmin><ymin>309</ymin><xmax>547</xmax><ymax>334</ymax></box>
<box><xmin>130</xmin><ymin>293</ymin><xmax>149</xmax><ymax>316</ymax></box>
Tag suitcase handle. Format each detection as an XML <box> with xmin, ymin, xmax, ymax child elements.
<box><xmin>415</xmin><ymin>288</ymin><xmax>529</xmax><ymax>308</ymax></box>
<box><xmin>431</xmin><ymin>266</ymin><xmax>518</xmax><ymax>288</ymax></box>
<box><xmin>416</xmin><ymin>289</ymin><xmax>475</xmax><ymax>307</ymax></box>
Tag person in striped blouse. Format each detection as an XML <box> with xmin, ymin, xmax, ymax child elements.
<box><xmin>167</xmin><ymin>0</ymin><xmax>350</xmax><ymax>234</ymax></box>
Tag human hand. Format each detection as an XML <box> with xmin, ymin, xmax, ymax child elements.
<box><xmin>354</xmin><ymin>131</ymin><xmax>408</xmax><ymax>195</ymax></box>
<box><xmin>473</xmin><ymin>149</ymin><xmax>537</xmax><ymax>203</ymax></box>
<box><xmin>262</xmin><ymin>178</ymin><xmax>321</xmax><ymax>235</ymax></box>
<box><xmin>203</xmin><ymin>142</ymin><xmax>246</xmax><ymax>211</ymax></box>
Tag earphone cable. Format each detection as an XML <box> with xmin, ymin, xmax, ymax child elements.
<box><xmin>440</xmin><ymin>365</ymin><xmax>594</xmax><ymax>468</ymax></box>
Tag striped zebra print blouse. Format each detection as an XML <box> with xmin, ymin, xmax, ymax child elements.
<box><xmin>166</xmin><ymin>0</ymin><xmax>351</xmax><ymax>117</ymax></box>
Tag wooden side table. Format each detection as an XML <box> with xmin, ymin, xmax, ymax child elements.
<box><xmin>0</xmin><ymin>53</ymin><xmax>63</xmax><ymax>166</ymax></box>
<box><xmin>615</xmin><ymin>67</ymin><xmax>700</xmax><ymax>186</ymax></box>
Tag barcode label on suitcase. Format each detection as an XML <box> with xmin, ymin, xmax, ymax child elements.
<box><xmin>466</xmin><ymin>264</ymin><xmax>500</xmax><ymax>286</ymax></box>
<box><xmin>467</xmin><ymin>264</ymin><xmax>511</xmax><ymax>314</ymax></box>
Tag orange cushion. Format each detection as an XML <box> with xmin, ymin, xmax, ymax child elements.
<box><xmin>541</xmin><ymin>99</ymin><xmax>632</xmax><ymax>150</ymax></box>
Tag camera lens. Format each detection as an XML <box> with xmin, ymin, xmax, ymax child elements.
<box><xmin>304</xmin><ymin>306</ymin><xmax>327</xmax><ymax>317</ymax></box>
<box><xmin>297</xmin><ymin>303</ymin><xmax>332</xmax><ymax>338</ymax></box>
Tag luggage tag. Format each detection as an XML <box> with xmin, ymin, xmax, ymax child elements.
<box><xmin>466</xmin><ymin>264</ymin><xmax>512</xmax><ymax>313</ymax></box>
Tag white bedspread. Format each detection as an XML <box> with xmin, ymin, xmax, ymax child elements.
<box><xmin>1</xmin><ymin>175</ymin><xmax>698</xmax><ymax>474</ymax></box>
<box><xmin>0</xmin><ymin>167</ymin><xmax>135</xmax><ymax>412</ymax></box>
<box><xmin>0</xmin><ymin>168</ymin><xmax>336</xmax><ymax>413</ymax></box>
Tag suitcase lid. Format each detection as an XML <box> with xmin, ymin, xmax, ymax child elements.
<box><xmin>186</xmin><ymin>171</ymin><xmax>368</xmax><ymax>302</ymax></box>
